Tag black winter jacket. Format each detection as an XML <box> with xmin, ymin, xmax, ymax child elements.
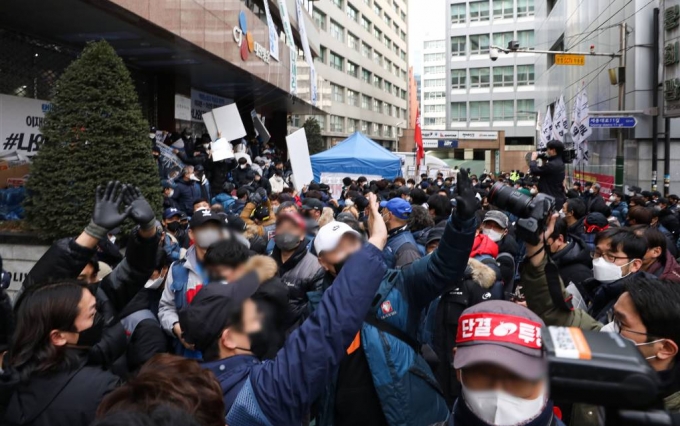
<box><xmin>1</xmin><ymin>350</ymin><xmax>119</xmax><ymax>426</ymax></box>
<box><xmin>529</xmin><ymin>155</ymin><xmax>566</xmax><ymax>209</ymax></box>
<box><xmin>173</xmin><ymin>179</ymin><xmax>201</xmax><ymax>215</ymax></box>
<box><xmin>550</xmin><ymin>237</ymin><xmax>593</xmax><ymax>287</ymax></box>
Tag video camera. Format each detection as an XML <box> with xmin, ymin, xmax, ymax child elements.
<box><xmin>544</xmin><ymin>326</ymin><xmax>679</xmax><ymax>426</ymax></box>
<box><xmin>488</xmin><ymin>182</ymin><xmax>555</xmax><ymax>245</ymax></box>
<box><xmin>537</xmin><ymin>147</ymin><xmax>577</xmax><ymax>164</ymax></box>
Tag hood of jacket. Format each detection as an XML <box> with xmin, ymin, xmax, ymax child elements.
<box><xmin>469</xmin><ymin>234</ymin><xmax>499</xmax><ymax>258</ymax></box>
<box><xmin>242</xmin><ymin>255</ymin><xmax>278</xmax><ymax>283</ymax></box>
<box><xmin>551</xmin><ymin>237</ymin><xmax>591</xmax><ymax>268</ymax></box>
<box><xmin>466</xmin><ymin>258</ymin><xmax>497</xmax><ymax>289</ymax></box>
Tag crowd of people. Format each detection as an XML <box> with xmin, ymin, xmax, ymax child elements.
<box><xmin>1</xmin><ymin>133</ymin><xmax>680</xmax><ymax>426</ymax></box>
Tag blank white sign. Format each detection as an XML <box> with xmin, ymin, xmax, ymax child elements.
<box><xmin>286</xmin><ymin>128</ymin><xmax>313</xmax><ymax>192</ymax></box>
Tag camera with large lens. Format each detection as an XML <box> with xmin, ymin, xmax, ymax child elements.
<box><xmin>488</xmin><ymin>182</ymin><xmax>555</xmax><ymax>245</ymax></box>
<box><xmin>536</xmin><ymin>146</ymin><xmax>576</xmax><ymax>164</ymax></box>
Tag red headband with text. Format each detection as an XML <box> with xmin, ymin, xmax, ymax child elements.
<box><xmin>456</xmin><ymin>313</ymin><xmax>543</xmax><ymax>349</ymax></box>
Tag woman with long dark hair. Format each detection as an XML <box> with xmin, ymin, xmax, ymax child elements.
<box><xmin>2</xmin><ymin>280</ymin><xmax>119</xmax><ymax>426</ymax></box>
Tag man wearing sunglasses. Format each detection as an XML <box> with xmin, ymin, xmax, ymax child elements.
<box><xmin>520</xmin><ymin>215</ymin><xmax>680</xmax><ymax>424</ymax></box>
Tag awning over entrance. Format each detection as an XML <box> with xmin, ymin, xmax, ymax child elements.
<box><xmin>0</xmin><ymin>0</ymin><xmax>323</xmax><ymax>116</ymax></box>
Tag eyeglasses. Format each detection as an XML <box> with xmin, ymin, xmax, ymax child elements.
<box><xmin>611</xmin><ymin>317</ymin><xmax>660</xmax><ymax>339</ymax></box>
<box><xmin>591</xmin><ymin>250</ymin><xmax>630</xmax><ymax>263</ymax></box>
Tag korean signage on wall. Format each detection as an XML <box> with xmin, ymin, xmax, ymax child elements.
<box><xmin>0</xmin><ymin>94</ymin><xmax>51</xmax><ymax>160</ymax></box>
<box><xmin>190</xmin><ymin>89</ymin><xmax>231</xmax><ymax>123</ymax></box>
<box><xmin>663</xmin><ymin>1</ymin><xmax>680</xmax><ymax>117</ymax></box>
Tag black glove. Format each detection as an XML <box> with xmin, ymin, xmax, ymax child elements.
<box><xmin>85</xmin><ymin>181</ymin><xmax>132</xmax><ymax>240</ymax></box>
<box><xmin>454</xmin><ymin>169</ymin><xmax>478</xmax><ymax>221</ymax></box>
<box><xmin>123</xmin><ymin>186</ymin><xmax>156</xmax><ymax>231</ymax></box>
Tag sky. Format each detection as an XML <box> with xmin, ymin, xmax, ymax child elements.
<box><xmin>408</xmin><ymin>0</ymin><xmax>446</xmax><ymax>74</ymax></box>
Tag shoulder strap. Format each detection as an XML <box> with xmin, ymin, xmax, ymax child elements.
<box><xmin>364</xmin><ymin>314</ymin><xmax>421</xmax><ymax>354</ymax></box>
<box><xmin>545</xmin><ymin>257</ymin><xmax>574</xmax><ymax>312</ymax></box>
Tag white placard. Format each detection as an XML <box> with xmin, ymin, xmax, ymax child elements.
<box><xmin>251</xmin><ymin>111</ymin><xmax>271</xmax><ymax>143</ymax></box>
<box><xmin>202</xmin><ymin>103</ymin><xmax>246</xmax><ymax>143</ymax></box>
<box><xmin>0</xmin><ymin>94</ymin><xmax>51</xmax><ymax>159</ymax></box>
<box><xmin>286</xmin><ymin>128</ymin><xmax>313</xmax><ymax>192</ymax></box>
<box><xmin>320</xmin><ymin>172</ymin><xmax>382</xmax><ymax>200</ymax></box>
<box><xmin>211</xmin><ymin>138</ymin><xmax>235</xmax><ymax>162</ymax></box>
<box><xmin>174</xmin><ymin>94</ymin><xmax>192</xmax><ymax>121</ymax></box>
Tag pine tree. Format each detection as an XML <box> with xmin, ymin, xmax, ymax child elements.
<box><xmin>25</xmin><ymin>41</ymin><xmax>161</xmax><ymax>240</ymax></box>
<box><xmin>304</xmin><ymin>117</ymin><xmax>325</xmax><ymax>155</ymax></box>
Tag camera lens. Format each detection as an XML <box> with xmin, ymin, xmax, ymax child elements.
<box><xmin>488</xmin><ymin>182</ymin><xmax>533</xmax><ymax>218</ymax></box>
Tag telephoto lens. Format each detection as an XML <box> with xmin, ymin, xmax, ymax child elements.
<box><xmin>488</xmin><ymin>182</ymin><xmax>533</xmax><ymax>218</ymax></box>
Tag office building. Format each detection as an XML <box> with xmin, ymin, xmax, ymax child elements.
<box><xmin>421</xmin><ymin>38</ymin><xmax>447</xmax><ymax>130</ymax></box>
<box><xmin>307</xmin><ymin>0</ymin><xmax>409</xmax><ymax>149</ymax></box>
<box><xmin>445</xmin><ymin>0</ymin><xmax>536</xmax><ymax>146</ymax></box>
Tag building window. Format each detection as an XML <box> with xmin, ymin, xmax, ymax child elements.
<box><xmin>400</xmin><ymin>10</ymin><xmax>406</xmax><ymax>21</ymax></box>
<box><xmin>374</xmin><ymin>51</ymin><xmax>383</xmax><ymax>66</ymax></box>
<box><xmin>400</xmin><ymin>30</ymin><xmax>406</xmax><ymax>41</ymax></box>
<box><xmin>469</xmin><ymin>1</ymin><xmax>490</xmax><ymax>22</ymax></box>
<box><xmin>424</xmin><ymin>104</ymin><xmax>446</xmax><ymax>113</ymax></box>
<box><xmin>331</xmin><ymin>84</ymin><xmax>344</xmax><ymax>103</ymax></box>
<box><xmin>330</xmin><ymin>20</ymin><xmax>344</xmax><ymax>42</ymax></box>
<box><xmin>364</xmin><ymin>0</ymin><xmax>370</xmax><ymax>5</ymax></box>
<box><xmin>425</xmin><ymin>40</ymin><xmax>444</xmax><ymax>49</ymax></box>
<box><xmin>424</xmin><ymin>91</ymin><xmax>446</xmax><ymax>100</ymax></box>
<box><xmin>332</xmin><ymin>0</ymin><xmax>343</xmax><ymax>9</ymax></box>
<box><xmin>451</xmin><ymin>69</ymin><xmax>466</xmax><ymax>89</ymax></box>
<box><xmin>346</xmin><ymin>3</ymin><xmax>358</xmax><ymax>21</ymax></box>
<box><xmin>384</xmin><ymin>14</ymin><xmax>391</xmax><ymax>26</ymax></box>
<box><xmin>451</xmin><ymin>36</ymin><xmax>466</xmax><ymax>56</ymax></box>
<box><xmin>348</xmin><ymin>119</ymin><xmax>358</xmax><ymax>133</ymax></box>
<box><xmin>517</xmin><ymin>30</ymin><xmax>534</xmax><ymax>50</ymax></box>
<box><xmin>393</xmin><ymin>21</ymin><xmax>399</xmax><ymax>34</ymax></box>
<box><xmin>393</xmin><ymin>1</ymin><xmax>399</xmax><ymax>13</ymax></box>
<box><xmin>347</xmin><ymin>89</ymin><xmax>358</xmax><ymax>106</ymax></box>
<box><xmin>469</xmin><ymin>34</ymin><xmax>490</xmax><ymax>54</ymax></box>
<box><xmin>424</xmin><ymin>65</ymin><xmax>446</xmax><ymax>74</ymax></box>
<box><xmin>373</xmin><ymin>27</ymin><xmax>382</xmax><ymax>41</ymax></box>
<box><xmin>470</xmin><ymin>101</ymin><xmax>491</xmax><ymax>121</ymax></box>
<box><xmin>330</xmin><ymin>115</ymin><xmax>344</xmax><ymax>132</ymax></box>
<box><xmin>517</xmin><ymin>0</ymin><xmax>534</xmax><ymax>17</ymax></box>
<box><xmin>451</xmin><ymin>102</ymin><xmax>467</xmax><ymax>121</ymax></box>
<box><xmin>373</xmin><ymin>3</ymin><xmax>381</xmax><ymax>16</ymax></box>
<box><xmin>493</xmin><ymin>100</ymin><xmax>514</xmax><ymax>121</ymax></box>
<box><xmin>424</xmin><ymin>78</ymin><xmax>445</xmax><ymax>87</ymax></box>
<box><xmin>362</xmin><ymin>69</ymin><xmax>372</xmax><ymax>83</ymax></box>
<box><xmin>362</xmin><ymin>95</ymin><xmax>371</xmax><ymax>109</ymax></box>
<box><xmin>451</xmin><ymin>3</ymin><xmax>466</xmax><ymax>24</ymax></box>
<box><xmin>401</xmin><ymin>69</ymin><xmax>407</xmax><ymax>80</ymax></box>
<box><xmin>362</xmin><ymin>120</ymin><xmax>369</xmax><ymax>132</ymax></box>
<box><xmin>493</xmin><ymin>32</ymin><xmax>513</xmax><ymax>50</ymax></box>
<box><xmin>313</xmin><ymin>9</ymin><xmax>327</xmax><ymax>31</ymax></box>
<box><xmin>400</xmin><ymin>50</ymin><xmax>406</xmax><ymax>60</ymax></box>
<box><xmin>316</xmin><ymin>115</ymin><xmax>326</xmax><ymax>131</ymax></box>
<box><xmin>384</xmin><ymin>58</ymin><xmax>391</xmax><ymax>72</ymax></box>
<box><xmin>362</xmin><ymin>42</ymin><xmax>371</xmax><ymax>58</ymax></box>
<box><xmin>400</xmin><ymin>89</ymin><xmax>406</xmax><ymax>100</ymax></box>
<box><xmin>319</xmin><ymin>46</ymin><xmax>327</xmax><ymax>64</ymax></box>
<box><xmin>493</xmin><ymin>66</ymin><xmax>514</xmax><ymax>87</ymax></box>
<box><xmin>384</xmin><ymin>36</ymin><xmax>392</xmax><ymax>49</ymax></box>
<box><xmin>470</xmin><ymin>67</ymin><xmax>490</xmax><ymax>88</ymax></box>
<box><xmin>347</xmin><ymin>61</ymin><xmax>359</xmax><ymax>78</ymax></box>
<box><xmin>393</xmin><ymin>44</ymin><xmax>400</xmax><ymax>55</ymax></box>
<box><xmin>517</xmin><ymin>99</ymin><xmax>535</xmax><ymax>120</ymax></box>
<box><xmin>372</xmin><ymin>122</ymin><xmax>379</xmax><ymax>135</ymax></box>
<box><xmin>330</xmin><ymin>52</ymin><xmax>343</xmax><ymax>71</ymax></box>
<box><xmin>373</xmin><ymin>75</ymin><xmax>383</xmax><ymax>89</ymax></box>
<box><xmin>348</xmin><ymin>33</ymin><xmax>359</xmax><ymax>51</ymax></box>
<box><xmin>385</xmin><ymin>81</ymin><xmax>392</xmax><ymax>93</ymax></box>
<box><xmin>362</xmin><ymin>16</ymin><xmax>371</xmax><ymax>31</ymax></box>
<box><xmin>517</xmin><ymin>65</ymin><xmax>535</xmax><ymax>85</ymax></box>
<box><xmin>493</xmin><ymin>0</ymin><xmax>513</xmax><ymax>19</ymax></box>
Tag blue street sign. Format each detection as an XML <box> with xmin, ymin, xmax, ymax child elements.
<box><xmin>438</xmin><ymin>140</ymin><xmax>458</xmax><ymax>148</ymax></box>
<box><xmin>588</xmin><ymin>117</ymin><xmax>637</xmax><ymax>128</ymax></box>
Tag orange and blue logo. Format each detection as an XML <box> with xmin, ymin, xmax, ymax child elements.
<box><xmin>237</xmin><ymin>11</ymin><xmax>255</xmax><ymax>61</ymax></box>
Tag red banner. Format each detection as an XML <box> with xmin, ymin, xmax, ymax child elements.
<box><xmin>572</xmin><ymin>170</ymin><xmax>615</xmax><ymax>195</ymax></box>
<box><xmin>414</xmin><ymin>111</ymin><xmax>424</xmax><ymax>170</ymax></box>
<box><xmin>456</xmin><ymin>313</ymin><xmax>543</xmax><ymax>349</ymax></box>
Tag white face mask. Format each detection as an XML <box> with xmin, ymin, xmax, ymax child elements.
<box><xmin>482</xmin><ymin>228</ymin><xmax>504</xmax><ymax>243</ymax></box>
<box><xmin>345</xmin><ymin>199</ymin><xmax>355</xmax><ymax>207</ymax></box>
<box><xmin>149</xmin><ymin>133</ymin><xmax>156</xmax><ymax>139</ymax></box>
<box><xmin>559</xmin><ymin>210</ymin><xmax>566</xmax><ymax>219</ymax></box>
<box><xmin>145</xmin><ymin>275</ymin><xmax>165</xmax><ymax>290</ymax></box>
<box><xmin>167</xmin><ymin>189</ymin><xmax>174</xmax><ymax>198</ymax></box>
<box><xmin>203</xmin><ymin>143</ymin><xmax>210</xmax><ymax>149</ymax></box>
<box><xmin>462</xmin><ymin>378</ymin><xmax>546</xmax><ymax>426</ymax></box>
<box><xmin>589</xmin><ymin>188</ymin><xmax>595</xmax><ymax>194</ymax></box>
<box><xmin>592</xmin><ymin>257</ymin><xmax>633</xmax><ymax>283</ymax></box>
<box><xmin>108</xmin><ymin>235</ymin><xmax>116</xmax><ymax>244</ymax></box>
<box><xmin>240</xmin><ymin>164</ymin><xmax>247</xmax><ymax>169</ymax></box>
<box><xmin>407</xmin><ymin>183</ymin><xmax>414</xmax><ymax>189</ymax></box>
<box><xmin>530</xmin><ymin>188</ymin><xmax>538</xmax><ymax>195</ymax></box>
<box><xmin>600</xmin><ymin>321</ymin><xmax>665</xmax><ymax>360</ymax></box>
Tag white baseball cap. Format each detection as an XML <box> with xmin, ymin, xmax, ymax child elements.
<box><xmin>314</xmin><ymin>221</ymin><xmax>362</xmax><ymax>254</ymax></box>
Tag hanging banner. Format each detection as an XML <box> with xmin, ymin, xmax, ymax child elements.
<box><xmin>539</xmin><ymin>105</ymin><xmax>553</xmax><ymax>150</ymax></box>
<box><xmin>263</xmin><ymin>0</ymin><xmax>280</xmax><ymax>61</ymax></box>
<box><xmin>290</xmin><ymin>48</ymin><xmax>298</xmax><ymax>96</ymax></box>
<box><xmin>295</xmin><ymin>0</ymin><xmax>317</xmax><ymax>105</ymax></box>
<box><xmin>174</xmin><ymin>94</ymin><xmax>192</xmax><ymax>121</ymax></box>
<box><xmin>278</xmin><ymin>0</ymin><xmax>296</xmax><ymax>49</ymax></box>
<box><xmin>0</xmin><ymin>94</ymin><xmax>51</xmax><ymax>160</ymax></box>
<box><xmin>552</xmin><ymin>95</ymin><xmax>568</xmax><ymax>142</ymax></box>
<box><xmin>570</xmin><ymin>90</ymin><xmax>582</xmax><ymax>146</ymax></box>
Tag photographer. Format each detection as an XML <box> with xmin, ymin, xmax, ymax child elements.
<box><xmin>529</xmin><ymin>140</ymin><xmax>566</xmax><ymax>210</ymax></box>
<box><xmin>521</xmin><ymin>214</ymin><xmax>680</xmax><ymax>424</ymax></box>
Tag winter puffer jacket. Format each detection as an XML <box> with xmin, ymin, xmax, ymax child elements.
<box><xmin>173</xmin><ymin>179</ymin><xmax>201</xmax><ymax>215</ymax></box>
<box><xmin>549</xmin><ymin>237</ymin><xmax>593</xmax><ymax>286</ymax></box>
<box><xmin>427</xmin><ymin>258</ymin><xmax>503</xmax><ymax>406</ymax></box>
<box><xmin>647</xmin><ymin>250</ymin><xmax>680</xmax><ymax>282</ymax></box>
<box><xmin>271</xmin><ymin>242</ymin><xmax>324</xmax><ymax>327</ymax></box>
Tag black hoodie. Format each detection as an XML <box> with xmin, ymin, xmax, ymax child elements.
<box><xmin>550</xmin><ymin>236</ymin><xmax>593</xmax><ymax>286</ymax></box>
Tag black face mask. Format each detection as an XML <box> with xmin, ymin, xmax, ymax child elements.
<box><xmin>167</xmin><ymin>222</ymin><xmax>181</xmax><ymax>232</ymax></box>
<box><xmin>77</xmin><ymin>313</ymin><xmax>105</xmax><ymax>347</ymax></box>
<box><xmin>235</xmin><ymin>330</ymin><xmax>270</xmax><ymax>359</ymax></box>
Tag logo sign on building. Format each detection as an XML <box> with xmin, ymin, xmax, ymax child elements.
<box><xmin>422</xmin><ymin>130</ymin><xmax>459</xmax><ymax>139</ymax></box>
<box><xmin>663</xmin><ymin>1</ymin><xmax>680</xmax><ymax>117</ymax></box>
<box><xmin>422</xmin><ymin>140</ymin><xmax>439</xmax><ymax>148</ymax></box>
<box><xmin>174</xmin><ymin>94</ymin><xmax>192</xmax><ymax>121</ymax></box>
<box><xmin>588</xmin><ymin>117</ymin><xmax>637</xmax><ymax>128</ymax></box>
<box><xmin>438</xmin><ymin>140</ymin><xmax>458</xmax><ymax>148</ymax></box>
<box><xmin>554</xmin><ymin>54</ymin><xmax>585</xmax><ymax>66</ymax></box>
<box><xmin>233</xmin><ymin>11</ymin><xmax>271</xmax><ymax>64</ymax></box>
<box><xmin>458</xmin><ymin>131</ymin><xmax>498</xmax><ymax>140</ymax></box>
<box><xmin>190</xmin><ymin>89</ymin><xmax>231</xmax><ymax>123</ymax></box>
<box><xmin>0</xmin><ymin>94</ymin><xmax>51</xmax><ymax>159</ymax></box>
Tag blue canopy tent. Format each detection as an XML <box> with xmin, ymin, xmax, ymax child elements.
<box><xmin>310</xmin><ymin>132</ymin><xmax>403</xmax><ymax>182</ymax></box>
